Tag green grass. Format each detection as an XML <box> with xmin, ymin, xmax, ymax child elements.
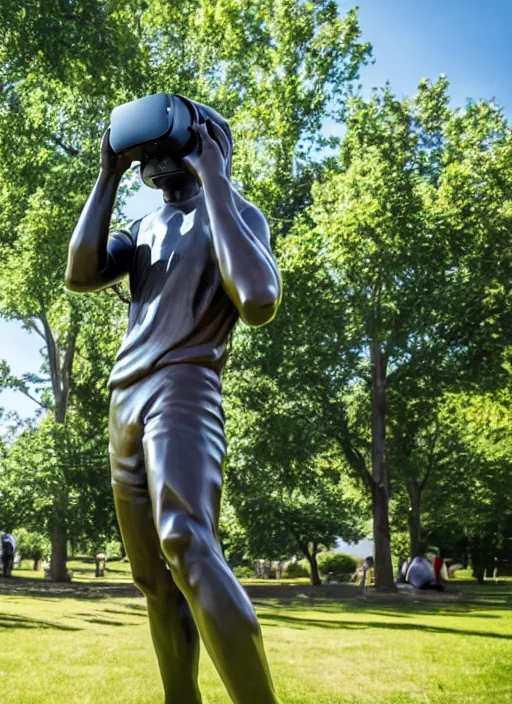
<box><xmin>14</xmin><ymin>558</ymin><xmax>135</xmax><ymax>583</ymax></box>
<box><xmin>1</xmin><ymin>571</ymin><xmax>511</xmax><ymax>703</ymax></box>
<box><xmin>14</xmin><ymin>559</ymin><xmax>313</xmax><ymax>586</ymax></box>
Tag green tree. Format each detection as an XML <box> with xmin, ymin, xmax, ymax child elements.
<box><xmin>227</xmin><ymin>448</ymin><xmax>365</xmax><ymax>586</ymax></box>
<box><xmin>420</xmin><ymin>390</ymin><xmax>512</xmax><ymax>581</ymax></box>
<box><xmin>0</xmin><ymin>1</ymin><xmax>146</xmax><ymax>579</ymax></box>
<box><xmin>0</xmin><ymin>403</ymin><xmax>118</xmax><ymax>561</ymax></box>
<box><xmin>224</xmin><ymin>218</ymin><xmax>370</xmax><ymax>586</ymax></box>
<box><xmin>271</xmin><ymin>77</ymin><xmax>512</xmax><ymax>589</ymax></box>
<box><xmin>218</xmin><ymin>500</ymin><xmax>252</xmax><ymax>568</ymax></box>
<box><xmin>387</xmin><ymin>391</ymin><xmax>443</xmax><ymax>557</ymax></box>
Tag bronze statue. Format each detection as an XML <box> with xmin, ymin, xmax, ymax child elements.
<box><xmin>66</xmin><ymin>94</ymin><xmax>281</xmax><ymax>704</ymax></box>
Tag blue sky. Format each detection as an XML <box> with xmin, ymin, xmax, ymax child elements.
<box><xmin>355</xmin><ymin>0</ymin><xmax>512</xmax><ymax>115</ymax></box>
<box><xmin>1</xmin><ymin>0</ymin><xmax>511</xmax><ymax>418</ymax></box>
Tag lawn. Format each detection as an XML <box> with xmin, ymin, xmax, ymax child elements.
<box><xmin>0</xmin><ymin>568</ymin><xmax>511</xmax><ymax>704</ymax></box>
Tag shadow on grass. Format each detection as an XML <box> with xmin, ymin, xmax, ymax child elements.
<box><xmin>2</xmin><ymin>575</ymin><xmax>511</xmax><ymax>626</ymax></box>
<box><xmin>0</xmin><ymin>613</ymin><xmax>81</xmax><ymax>631</ymax></box>
<box><xmin>253</xmin><ymin>600</ymin><xmax>506</xmax><ymax>618</ymax></box>
<box><xmin>103</xmin><ymin>607</ymin><xmax>147</xmax><ymax>618</ymax></box>
<box><xmin>251</xmin><ymin>582</ymin><xmax>511</xmax><ymax>616</ymax></box>
<box><xmin>73</xmin><ymin>610</ymin><xmax>145</xmax><ymax>627</ymax></box>
<box><xmin>0</xmin><ymin>576</ymin><xmax>140</xmax><ymax>601</ymax></box>
<box><xmin>353</xmin><ymin>608</ymin><xmax>502</xmax><ymax>620</ymax></box>
<box><xmin>258</xmin><ymin>612</ymin><xmax>512</xmax><ymax>640</ymax></box>
<box><xmin>82</xmin><ymin>617</ymin><xmax>141</xmax><ymax>627</ymax></box>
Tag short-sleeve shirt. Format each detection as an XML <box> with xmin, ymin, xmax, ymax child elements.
<box><xmin>102</xmin><ymin>190</ymin><xmax>239</xmax><ymax>389</ymax></box>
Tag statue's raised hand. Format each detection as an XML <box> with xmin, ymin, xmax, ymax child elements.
<box><xmin>100</xmin><ymin>128</ymin><xmax>133</xmax><ymax>179</ymax></box>
<box><xmin>183</xmin><ymin>120</ymin><xmax>231</xmax><ymax>185</ymax></box>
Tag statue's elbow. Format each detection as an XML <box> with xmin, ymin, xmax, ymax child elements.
<box><xmin>65</xmin><ymin>278</ymin><xmax>85</xmax><ymax>293</ymax></box>
<box><xmin>65</xmin><ymin>272</ymin><xmax>98</xmax><ymax>293</ymax></box>
<box><xmin>240</xmin><ymin>288</ymin><xmax>280</xmax><ymax>327</ymax></box>
<box><xmin>65</xmin><ymin>266</ymin><xmax>83</xmax><ymax>292</ymax></box>
<box><xmin>65</xmin><ymin>273</ymin><xmax>79</xmax><ymax>292</ymax></box>
<box><xmin>65</xmin><ymin>255</ymin><xmax>83</xmax><ymax>291</ymax></box>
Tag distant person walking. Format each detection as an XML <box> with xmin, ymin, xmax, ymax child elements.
<box><xmin>1</xmin><ymin>533</ymin><xmax>16</xmax><ymax>577</ymax></box>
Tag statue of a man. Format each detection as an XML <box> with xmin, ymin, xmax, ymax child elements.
<box><xmin>66</xmin><ymin>96</ymin><xmax>281</xmax><ymax>704</ymax></box>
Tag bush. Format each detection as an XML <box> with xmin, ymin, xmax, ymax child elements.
<box><xmin>232</xmin><ymin>565</ymin><xmax>255</xmax><ymax>579</ymax></box>
<box><xmin>318</xmin><ymin>552</ymin><xmax>358</xmax><ymax>582</ymax></box>
<box><xmin>284</xmin><ymin>561</ymin><xmax>309</xmax><ymax>578</ymax></box>
<box><xmin>12</xmin><ymin>529</ymin><xmax>50</xmax><ymax>570</ymax></box>
<box><xmin>105</xmin><ymin>540</ymin><xmax>124</xmax><ymax>560</ymax></box>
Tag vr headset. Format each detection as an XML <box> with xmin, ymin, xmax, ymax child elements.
<box><xmin>109</xmin><ymin>93</ymin><xmax>202</xmax><ymax>188</ymax></box>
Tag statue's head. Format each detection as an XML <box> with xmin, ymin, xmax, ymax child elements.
<box><xmin>143</xmin><ymin>98</ymin><xmax>233</xmax><ymax>192</ymax></box>
<box><xmin>109</xmin><ymin>93</ymin><xmax>233</xmax><ymax>193</ymax></box>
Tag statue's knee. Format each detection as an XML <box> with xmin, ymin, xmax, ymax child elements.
<box><xmin>160</xmin><ymin>513</ymin><xmax>205</xmax><ymax>568</ymax></box>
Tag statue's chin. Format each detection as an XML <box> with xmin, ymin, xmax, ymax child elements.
<box><xmin>155</xmin><ymin>172</ymin><xmax>201</xmax><ymax>203</ymax></box>
<box><xmin>152</xmin><ymin>171</ymin><xmax>189</xmax><ymax>190</ymax></box>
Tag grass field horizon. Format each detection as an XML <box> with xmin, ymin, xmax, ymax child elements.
<box><xmin>1</xmin><ymin>562</ymin><xmax>511</xmax><ymax>704</ymax></box>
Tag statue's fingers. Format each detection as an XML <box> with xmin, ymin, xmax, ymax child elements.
<box><xmin>197</xmin><ymin>122</ymin><xmax>212</xmax><ymax>142</ymax></box>
<box><xmin>186</xmin><ymin>125</ymin><xmax>203</xmax><ymax>156</ymax></box>
<box><xmin>205</xmin><ymin>119</ymin><xmax>230</xmax><ymax>158</ymax></box>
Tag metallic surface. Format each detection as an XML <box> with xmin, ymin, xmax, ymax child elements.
<box><xmin>104</xmin><ymin>191</ymin><xmax>239</xmax><ymax>390</ymax></box>
<box><xmin>66</xmin><ymin>97</ymin><xmax>282</xmax><ymax>703</ymax></box>
<box><xmin>110</xmin><ymin>365</ymin><xmax>279</xmax><ymax>703</ymax></box>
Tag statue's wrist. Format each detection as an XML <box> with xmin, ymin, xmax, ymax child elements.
<box><xmin>98</xmin><ymin>166</ymin><xmax>124</xmax><ymax>183</ymax></box>
<box><xmin>202</xmin><ymin>171</ymin><xmax>231</xmax><ymax>195</ymax></box>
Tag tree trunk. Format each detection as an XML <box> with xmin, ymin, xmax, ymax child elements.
<box><xmin>370</xmin><ymin>342</ymin><xmax>395</xmax><ymax>591</ymax></box>
<box><xmin>308</xmin><ymin>549</ymin><xmax>321</xmax><ymax>587</ymax></box>
<box><xmin>300</xmin><ymin>541</ymin><xmax>322</xmax><ymax>586</ymax></box>
<box><xmin>473</xmin><ymin>565</ymin><xmax>485</xmax><ymax>584</ymax></box>
<box><xmin>407</xmin><ymin>482</ymin><xmax>422</xmax><ymax>557</ymax></box>
<box><xmin>50</xmin><ymin>520</ymin><xmax>69</xmax><ymax>582</ymax></box>
<box><xmin>372</xmin><ymin>484</ymin><xmax>394</xmax><ymax>590</ymax></box>
<box><xmin>40</xmin><ymin>307</ymin><xmax>77</xmax><ymax>583</ymax></box>
<box><xmin>50</xmin><ymin>403</ymin><xmax>70</xmax><ymax>582</ymax></box>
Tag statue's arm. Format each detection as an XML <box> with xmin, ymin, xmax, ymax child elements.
<box><xmin>65</xmin><ymin>130</ymin><xmax>133</xmax><ymax>293</ymax></box>
<box><xmin>183</xmin><ymin>120</ymin><xmax>281</xmax><ymax>326</ymax></box>
<box><xmin>204</xmin><ymin>178</ymin><xmax>282</xmax><ymax>326</ymax></box>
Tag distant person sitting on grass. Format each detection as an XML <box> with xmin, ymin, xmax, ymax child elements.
<box><xmin>360</xmin><ymin>556</ymin><xmax>374</xmax><ymax>589</ymax></box>
<box><xmin>425</xmin><ymin>546</ymin><xmax>449</xmax><ymax>583</ymax></box>
<box><xmin>1</xmin><ymin>532</ymin><xmax>16</xmax><ymax>577</ymax></box>
<box><xmin>404</xmin><ymin>553</ymin><xmax>445</xmax><ymax>592</ymax></box>
<box><xmin>396</xmin><ymin>558</ymin><xmax>410</xmax><ymax>585</ymax></box>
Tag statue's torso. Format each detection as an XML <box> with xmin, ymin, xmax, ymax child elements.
<box><xmin>109</xmin><ymin>192</ymin><xmax>238</xmax><ymax>389</ymax></box>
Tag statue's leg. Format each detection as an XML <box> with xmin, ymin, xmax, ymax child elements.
<box><xmin>109</xmin><ymin>384</ymin><xmax>202</xmax><ymax>704</ymax></box>
<box><xmin>142</xmin><ymin>365</ymin><xmax>280</xmax><ymax>704</ymax></box>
